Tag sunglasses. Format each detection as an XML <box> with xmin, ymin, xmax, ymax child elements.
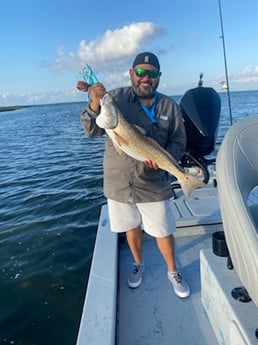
<box><xmin>134</xmin><ymin>67</ymin><xmax>160</xmax><ymax>79</ymax></box>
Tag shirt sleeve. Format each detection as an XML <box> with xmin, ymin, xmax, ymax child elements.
<box><xmin>81</xmin><ymin>105</ymin><xmax>105</xmax><ymax>138</ymax></box>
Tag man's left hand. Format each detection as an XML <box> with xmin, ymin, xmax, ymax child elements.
<box><xmin>144</xmin><ymin>160</ymin><xmax>159</xmax><ymax>169</ymax></box>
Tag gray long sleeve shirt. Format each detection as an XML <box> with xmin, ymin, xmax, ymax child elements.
<box><xmin>81</xmin><ymin>86</ymin><xmax>186</xmax><ymax>203</ymax></box>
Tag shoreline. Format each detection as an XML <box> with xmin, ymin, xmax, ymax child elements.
<box><xmin>0</xmin><ymin>105</ymin><xmax>32</xmax><ymax>112</ymax></box>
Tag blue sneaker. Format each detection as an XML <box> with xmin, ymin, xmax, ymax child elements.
<box><xmin>128</xmin><ymin>263</ymin><xmax>144</xmax><ymax>288</ymax></box>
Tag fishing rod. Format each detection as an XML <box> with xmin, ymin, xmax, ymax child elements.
<box><xmin>218</xmin><ymin>0</ymin><xmax>233</xmax><ymax>125</ymax></box>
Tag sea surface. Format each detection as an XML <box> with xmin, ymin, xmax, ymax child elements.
<box><xmin>0</xmin><ymin>90</ymin><xmax>258</xmax><ymax>345</ymax></box>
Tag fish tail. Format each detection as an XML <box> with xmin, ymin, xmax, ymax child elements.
<box><xmin>179</xmin><ymin>174</ymin><xmax>205</xmax><ymax>198</ymax></box>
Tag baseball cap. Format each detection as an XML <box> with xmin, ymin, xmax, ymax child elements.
<box><xmin>132</xmin><ymin>52</ymin><xmax>160</xmax><ymax>71</ymax></box>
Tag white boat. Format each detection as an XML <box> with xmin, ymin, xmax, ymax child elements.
<box><xmin>76</xmin><ymin>80</ymin><xmax>258</xmax><ymax>345</ymax></box>
<box><xmin>220</xmin><ymin>81</ymin><xmax>228</xmax><ymax>91</ymax></box>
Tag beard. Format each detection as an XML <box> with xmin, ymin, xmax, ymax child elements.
<box><xmin>131</xmin><ymin>78</ymin><xmax>159</xmax><ymax>99</ymax></box>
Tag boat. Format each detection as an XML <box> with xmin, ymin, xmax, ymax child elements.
<box><xmin>220</xmin><ymin>81</ymin><xmax>228</xmax><ymax>91</ymax></box>
<box><xmin>76</xmin><ymin>75</ymin><xmax>258</xmax><ymax>344</ymax></box>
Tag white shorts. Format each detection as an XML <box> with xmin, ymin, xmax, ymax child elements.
<box><xmin>107</xmin><ymin>199</ymin><xmax>176</xmax><ymax>238</ymax></box>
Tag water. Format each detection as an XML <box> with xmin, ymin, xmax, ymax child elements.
<box><xmin>0</xmin><ymin>90</ymin><xmax>258</xmax><ymax>344</ymax></box>
<box><xmin>0</xmin><ymin>103</ymin><xmax>105</xmax><ymax>345</ymax></box>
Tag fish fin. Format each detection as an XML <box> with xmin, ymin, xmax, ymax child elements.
<box><xmin>113</xmin><ymin>142</ymin><xmax>123</xmax><ymax>154</ymax></box>
<box><xmin>114</xmin><ymin>132</ymin><xmax>129</xmax><ymax>146</ymax></box>
<box><xmin>96</xmin><ymin>115</ymin><xmax>105</xmax><ymax>128</ymax></box>
<box><xmin>179</xmin><ymin>174</ymin><xmax>205</xmax><ymax>198</ymax></box>
<box><xmin>134</xmin><ymin>124</ymin><xmax>146</xmax><ymax>135</ymax></box>
<box><xmin>112</xmin><ymin>132</ymin><xmax>129</xmax><ymax>154</ymax></box>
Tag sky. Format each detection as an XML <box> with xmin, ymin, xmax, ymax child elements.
<box><xmin>1</xmin><ymin>0</ymin><xmax>258</xmax><ymax>106</ymax></box>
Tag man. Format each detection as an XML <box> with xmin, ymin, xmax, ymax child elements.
<box><xmin>80</xmin><ymin>52</ymin><xmax>190</xmax><ymax>298</ymax></box>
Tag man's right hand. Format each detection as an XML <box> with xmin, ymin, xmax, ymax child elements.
<box><xmin>76</xmin><ymin>81</ymin><xmax>89</xmax><ymax>92</ymax></box>
<box><xmin>89</xmin><ymin>83</ymin><xmax>106</xmax><ymax>112</ymax></box>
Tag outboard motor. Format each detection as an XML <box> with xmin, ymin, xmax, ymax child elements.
<box><xmin>179</xmin><ymin>73</ymin><xmax>221</xmax><ymax>183</ymax></box>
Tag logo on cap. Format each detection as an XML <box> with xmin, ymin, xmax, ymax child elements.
<box><xmin>144</xmin><ymin>55</ymin><xmax>150</xmax><ymax>64</ymax></box>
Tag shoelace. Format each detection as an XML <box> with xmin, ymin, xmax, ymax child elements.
<box><xmin>173</xmin><ymin>272</ymin><xmax>182</xmax><ymax>284</ymax></box>
<box><xmin>132</xmin><ymin>264</ymin><xmax>140</xmax><ymax>275</ymax></box>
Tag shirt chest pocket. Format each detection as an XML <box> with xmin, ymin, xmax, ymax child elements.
<box><xmin>147</xmin><ymin>120</ymin><xmax>171</xmax><ymax>147</ymax></box>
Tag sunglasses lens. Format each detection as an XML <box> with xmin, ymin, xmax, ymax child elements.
<box><xmin>134</xmin><ymin>68</ymin><xmax>159</xmax><ymax>78</ymax></box>
<box><xmin>148</xmin><ymin>70</ymin><xmax>159</xmax><ymax>78</ymax></box>
<box><xmin>135</xmin><ymin>68</ymin><xmax>147</xmax><ymax>77</ymax></box>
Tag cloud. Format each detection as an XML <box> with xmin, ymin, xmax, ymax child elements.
<box><xmin>210</xmin><ymin>65</ymin><xmax>258</xmax><ymax>91</ymax></box>
<box><xmin>0</xmin><ymin>88</ymin><xmax>86</xmax><ymax>106</ymax></box>
<box><xmin>236</xmin><ymin>65</ymin><xmax>258</xmax><ymax>83</ymax></box>
<box><xmin>78</xmin><ymin>22</ymin><xmax>163</xmax><ymax>66</ymax></box>
<box><xmin>49</xmin><ymin>22</ymin><xmax>164</xmax><ymax>72</ymax></box>
<box><xmin>0</xmin><ymin>91</ymin><xmax>11</xmax><ymax>99</ymax></box>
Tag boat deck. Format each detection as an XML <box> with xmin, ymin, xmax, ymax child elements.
<box><xmin>118</xmin><ymin>232</ymin><xmax>220</xmax><ymax>345</ymax></box>
<box><xmin>117</xmin><ymin>183</ymin><xmax>222</xmax><ymax>345</ymax></box>
<box><xmin>76</xmin><ymin>180</ymin><xmax>258</xmax><ymax>345</ymax></box>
